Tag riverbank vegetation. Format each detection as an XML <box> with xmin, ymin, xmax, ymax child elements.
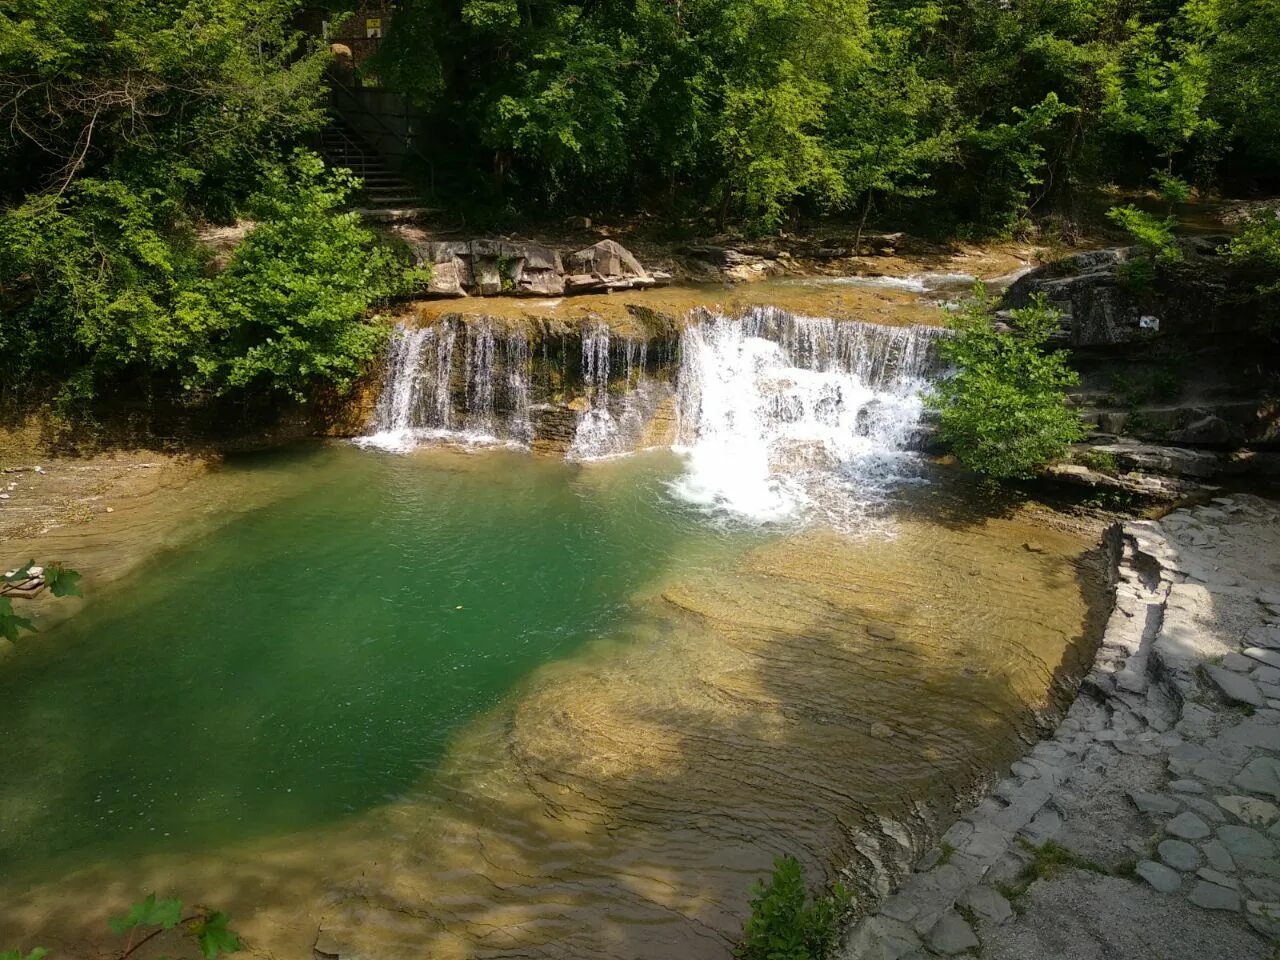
<box><xmin>737</xmin><ymin>856</ymin><xmax>850</xmax><ymax>960</ymax></box>
<box><xmin>929</xmin><ymin>293</ymin><xmax>1086</xmax><ymax>479</ymax></box>
<box><xmin>0</xmin><ymin>1</ymin><xmax>413</xmax><ymax>417</ymax></box>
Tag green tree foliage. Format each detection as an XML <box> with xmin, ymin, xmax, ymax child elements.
<box><xmin>928</xmin><ymin>293</ymin><xmax>1087</xmax><ymax>479</ymax></box>
<box><xmin>1</xmin><ymin>154</ymin><xmax>406</xmax><ymax>409</ymax></box>
<box><xmin>178</xmin><ymin>154</ymin><xmax>405</xmax><ymax>399</ymax></box>
<box><xmin>1226</xmin><ymin>212</ymin><xmax>1280</xmax><ymax>297</ymax></box>
<box><xmin>372</xmin><ymin>0</ymin><xmax>1277</xmax><ymax>234</ymax></box>
<box><xmin>0</xmin><ymin>2</ymin><xmax>411</xmax><ymax>412</ymax></box>
<box><xmin>737</xmin><ymin>855</ymin><xmax>849</xmax><ymax>960</ymax></box>
<box><xmin>0</xmin><ymin>0</ymin><xmax>329</xmax><ymax>208</ymax></box>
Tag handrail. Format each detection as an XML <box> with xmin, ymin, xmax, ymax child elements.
<box><xmin>326</xmin><ymin>68</ymin><xmax>434</xmax><ymax>171</ymax></box>
<box><xmin>322</xmin><ymin>123</ymin><xmax>369</xmax><ymax>173</ymax></box>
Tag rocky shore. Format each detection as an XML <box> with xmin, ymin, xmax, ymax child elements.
<box><xmin>843</xmin><ymin>493</ymin><xmax>1280</xmax><ymax>959</ymax></box>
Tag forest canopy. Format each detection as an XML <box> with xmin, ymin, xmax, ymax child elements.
<box><xmin>2</xmin><ymin>0</ymin><xmax>1278</xmax><ymax>411</ymax></box>
<box><xmin>372</xmin><ymin>0</ymin><xmax>1280</xmax><ymax>230</ymax></box>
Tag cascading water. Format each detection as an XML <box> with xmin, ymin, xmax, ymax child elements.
<box><xmin>566</xmin><ymin>326</ymin><xmax>665</xmax><ymax>461</ymax></box>
<box><xmin>358</xmin><ymin>320</ymin><xmax>532</xmax><ymax>451</ymax></box>
<box><xmin>671</xmin><ymin>307</ymin><xmax>947</xmax><ymax>527</ymax></box>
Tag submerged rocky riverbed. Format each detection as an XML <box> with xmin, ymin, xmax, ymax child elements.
<box><xmin>0</xmin><ymin>445</ymin><xmax>1107</xmax><ymax>960</ymax></box>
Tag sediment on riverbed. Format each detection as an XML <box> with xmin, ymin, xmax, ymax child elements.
<box><xmin>844</xmin><ymin>493</ymin><xmax>1280</xmax><ymax>960</ymax></box>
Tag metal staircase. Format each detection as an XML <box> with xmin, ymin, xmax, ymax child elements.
<box><xmin>318</xmin><ymin>122</ymin><xmax>421</xmax><ymax>211</ymax></box>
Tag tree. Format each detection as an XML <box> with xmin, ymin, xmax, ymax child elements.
<box><xmin>927</xmin><ymin>292</ymin><xmax>1087</xmax><ymax>479</ymax></box>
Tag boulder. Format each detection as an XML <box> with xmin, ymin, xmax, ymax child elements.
<box><xmin>1005</xmin><ymin>248</ymin><xmax>1145</xmax><ymax>346</ymax></box>
<box><xmin>421</xmin><ymin>240</ymin><xmax>566</xmax><ymax>298</ymax></box>
<box><xmin>1169</xmin><ymin>414</ymin><xmax>1243</xmax><ymax>447</ymax></box>
<box><xmin>565</xmin><ymin>240</ymin><xmax>650</xmax><ymax>285</ymax></box>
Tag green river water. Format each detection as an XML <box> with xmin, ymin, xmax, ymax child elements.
<box><xmin>0</xmin><ymin>444</ymin><xmax>758</xmax><ymax>876</ymax></box>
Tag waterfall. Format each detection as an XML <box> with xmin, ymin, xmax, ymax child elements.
<box><xmin>671</xmin><ymin>307</ymin><xmax>946</xmax><ymax>527</ymax></box>
<box><xmin>567</xmin><ymin>326</ymin><xmax>664</xmax><ymax>461</ymax></box>
<box><xmin>358</xmin><ymin>320</ymin><xmax>532</xmax><ymax>452</ymax></box>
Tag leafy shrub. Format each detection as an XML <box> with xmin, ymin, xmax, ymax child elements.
<box><xmin>1106</xmin><ymin>205</ymin><xmax>1182</xmax><ymax>264</ymax></box>
<box><xmin>0</xmin><ymin>152</ymin><xmax>412</xmax><ymax>409</ymax></box>
<box><xmin>927</xmin><ymin>291</ymin><xmax>1087</xmax><ymax>479</ymax></box>
<box><xmin>1224</xmin><ymin>211</ymin><xmax>1280</xmax><ymax>297</ymax></box>
<box><xmin>737</xmin><ymin>856</ymin><xmax>849</xmax><ymax>960</ymax></box>
<box><xmin>1075</xmin><ymin>449</ymin><xmax>1119</xmax><ymax>475</ymax></box>
<box><xmin>178</xmin><ymin>152</ymin><xmax>409</xmax><ymax>399</ymax></box>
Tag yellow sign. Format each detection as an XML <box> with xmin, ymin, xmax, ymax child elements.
<box><xmin>366</xmin><ymin>17</ymin><xmax>383</xmax><ymax>39</ymax></box>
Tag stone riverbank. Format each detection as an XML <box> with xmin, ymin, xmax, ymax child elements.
<box><xmin>842</xmin><ymin>493</ymin><xmax>1280</xmax><ymax>960</ymax></box>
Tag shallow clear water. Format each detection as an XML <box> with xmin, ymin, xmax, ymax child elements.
<box><xmin>0</xmin><ymin>444</ymin><xmax>756</xmax><ymax>875</ymax></box>
<box><xmin>0</xmin><ymin>443</ymin><xmax>1104</xmax><ymax>960</ymax></box>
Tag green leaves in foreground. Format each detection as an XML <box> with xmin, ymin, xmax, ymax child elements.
<box><xmin>1</xmin><ymin>949</ymin><xmax>50</xmax><ymax>960</ymax></box>
<box><xmin>0</xmin><ymin>598</ymin><xmax>36</xmax><ymax>643</ymax></box>
<box><xmin>108</xmin><ymin>893</ymin><xmax>184</xmax><ymax>934</ymax></box>
<box><xmin>192</xmin><ymin>912</ymin><xmax>242</xmax><ymax>960</ymax></box>
<box><xmin>737</xmin><ymin>855</ymin><xmax>850</xmax><ymax>960</ymax></box>
<box><xmin>927</xmin><ymin>290</ymin><xmax>1087</xmax><ymax>480</ymax></box>
<box><xmin>0</xmin><ymin>561</ymin><xmax>82</xmax><ymax>642</ymax></box>
<box><xmin>43</xmin><ymin>563</ymin><xmax>82</xmax><ymax>598</ymax></box>
<box><xmin>104</xmin><ymin>895</ymin><xmax>242</xmax><ymax>960</ymax></box>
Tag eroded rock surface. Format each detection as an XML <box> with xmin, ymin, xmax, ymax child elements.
<box><xmin>842</xmin><ymin>494</ymin><xmax>1280</xmax><ymax>960</ymax></box>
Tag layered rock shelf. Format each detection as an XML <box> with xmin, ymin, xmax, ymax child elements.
<box><xmin>390</xmin><ymin>234</ymin><xmax>674</xmax><ymax>299</ymax></box>
<box><xmin>842</xmin><ymin>494</ymin><xmax>1280</xmax><ymax>959</ymax></box>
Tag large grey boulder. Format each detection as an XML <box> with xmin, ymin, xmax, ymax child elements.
<box><xmin>564</xmin><ymin>239</ymin><xmax>662</xmax><ymax>292</ymax></box>
<box><xmin>420</xmin><ymin>239</ymin><xmax>566</xmax><ymax>298</ymax></box>
<box><xmin>1005</xmin><ymin>248</ymin><xmax>1145</xmax><ymax>346</ymax></box>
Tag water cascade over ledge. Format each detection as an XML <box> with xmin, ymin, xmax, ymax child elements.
<box><xmin>672</xmin><ymin>307</ymin><xmax>948</xmax><ymax>526</ymax></box>
<box><xmin>357</xmin><ymin>307</ymin><xmax>948</xmax><ymax>522</ymax></box>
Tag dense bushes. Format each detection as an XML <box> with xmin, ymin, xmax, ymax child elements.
<box><xmin>177</xmin><ymin>154</ymin><xmax>414</xmax><ymax>400</ymax></box>
<box><xmin>0</xmin><ymin>154</ymin><xmax>409</xmax><ymax>411</ymax></box>
<box><xmin>927</xmin><ymin>293</ymin><xmax>1087</xmax><ymax>479</ymax></box>
<box><xmin>0</xmin><ymin>2</ymin><xmax>411</xmax><ymax>413</ymax></box>
<box><xmin>371</xmin><ymin>0</ymin><xmax>1280</xmax><ymax>233</ymax></box>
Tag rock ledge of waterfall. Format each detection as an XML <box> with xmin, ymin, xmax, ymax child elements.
<box><xmin>388</xmin><ymin>234</ymin><xmax>673</xmax><ymax>299</ymax></box>
<box><xmin>841</xmin><ymin>494</ymin><xmax>1280</xmax><ymax>960</ymax></box>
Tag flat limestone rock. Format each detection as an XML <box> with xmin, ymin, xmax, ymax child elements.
<box><xmin>1234</xmin><ymin>757</ymin><xmax>1280</xmax><ymax>800</ymax></box>
<box><xmin>1189</xmin><ymin>880</ymin><xmax>1242</xmax><ymax>912</ymax></box>
<box><xmin>1217</xmin><ymin>794</ymin><xmax>1280</xmax><ymax>827</ymax></box>
<box><xmin>1246</xmin><ymin>900</ymin><xmax>1280</xmax><ymax>939</ymax></box>
<box><xmin>1167</xmin><ymin>811</ymin><xmax>1211</xmax><ymax>840</ymax></box>
<box><xmin>1246</xmin><ymin>626</ymin><xmax>1280</xmax><ymax>650</ymax></box>
<box><xmin>1244</xmin><ymin>648</ymin><xmax>1280</xmax><ymax>670</ymax></box>
<box><xmin>925</xmin><ymin>912</ymin><xmax>979</xmax><ymax>955</ymax></box>
<box><xmin>959</xmin><ymin>885</ymin><xmax>1013</xmax><ymax>925</ymax></box>
<box><xmin>1201</xmin><ymin>839</ymin><xmax>1235</xmax><ymax>872</ymax></box>
<box><xmin>1197</xmin><ymin>867</ymin><xmax>1239</xmax><ymax>890</ymax></box>
<box><xmin>1137</xmin><ymin>859</ymin><xmax>1182</xmax><ymax>893</ymax></box>
<box><xmin>1158</xmin><ymin>838</ymin><xmax>1201</xmax><ymax>872</ymax></box>
<box><xmin>1129</xmin><ymin>790</ymin><xmax>1180</xmax><ymax>816</ymax></box>
<box><xmin>1222</xmin><ymin>652</ymin><xmax>1257</xmax><ymax>672</ymax></box>
<box><xmin>1205</xmin><ymin>665</ymin><xmax>1264</xmax><ymax>708</ymax></box>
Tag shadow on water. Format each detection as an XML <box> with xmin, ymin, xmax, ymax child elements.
<box><xmin>0</xmin><ymin>454</ymin><xmax>1111</xmax><ymax>960</ymax></box>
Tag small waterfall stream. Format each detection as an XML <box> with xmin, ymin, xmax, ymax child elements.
<box><xmin>358</xmin><ymin>309</ymin><xmax>946</xmax><ymax>518</ymax></box>
<box><xmin>358</xmin><ymin>319</ymin><xmax>532</xmax><ymax>451</ymax></box>
<box><xmin>671</xmin><ymin>307</ymin><xmax>947</xmax><ymax>526</ymax></box>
